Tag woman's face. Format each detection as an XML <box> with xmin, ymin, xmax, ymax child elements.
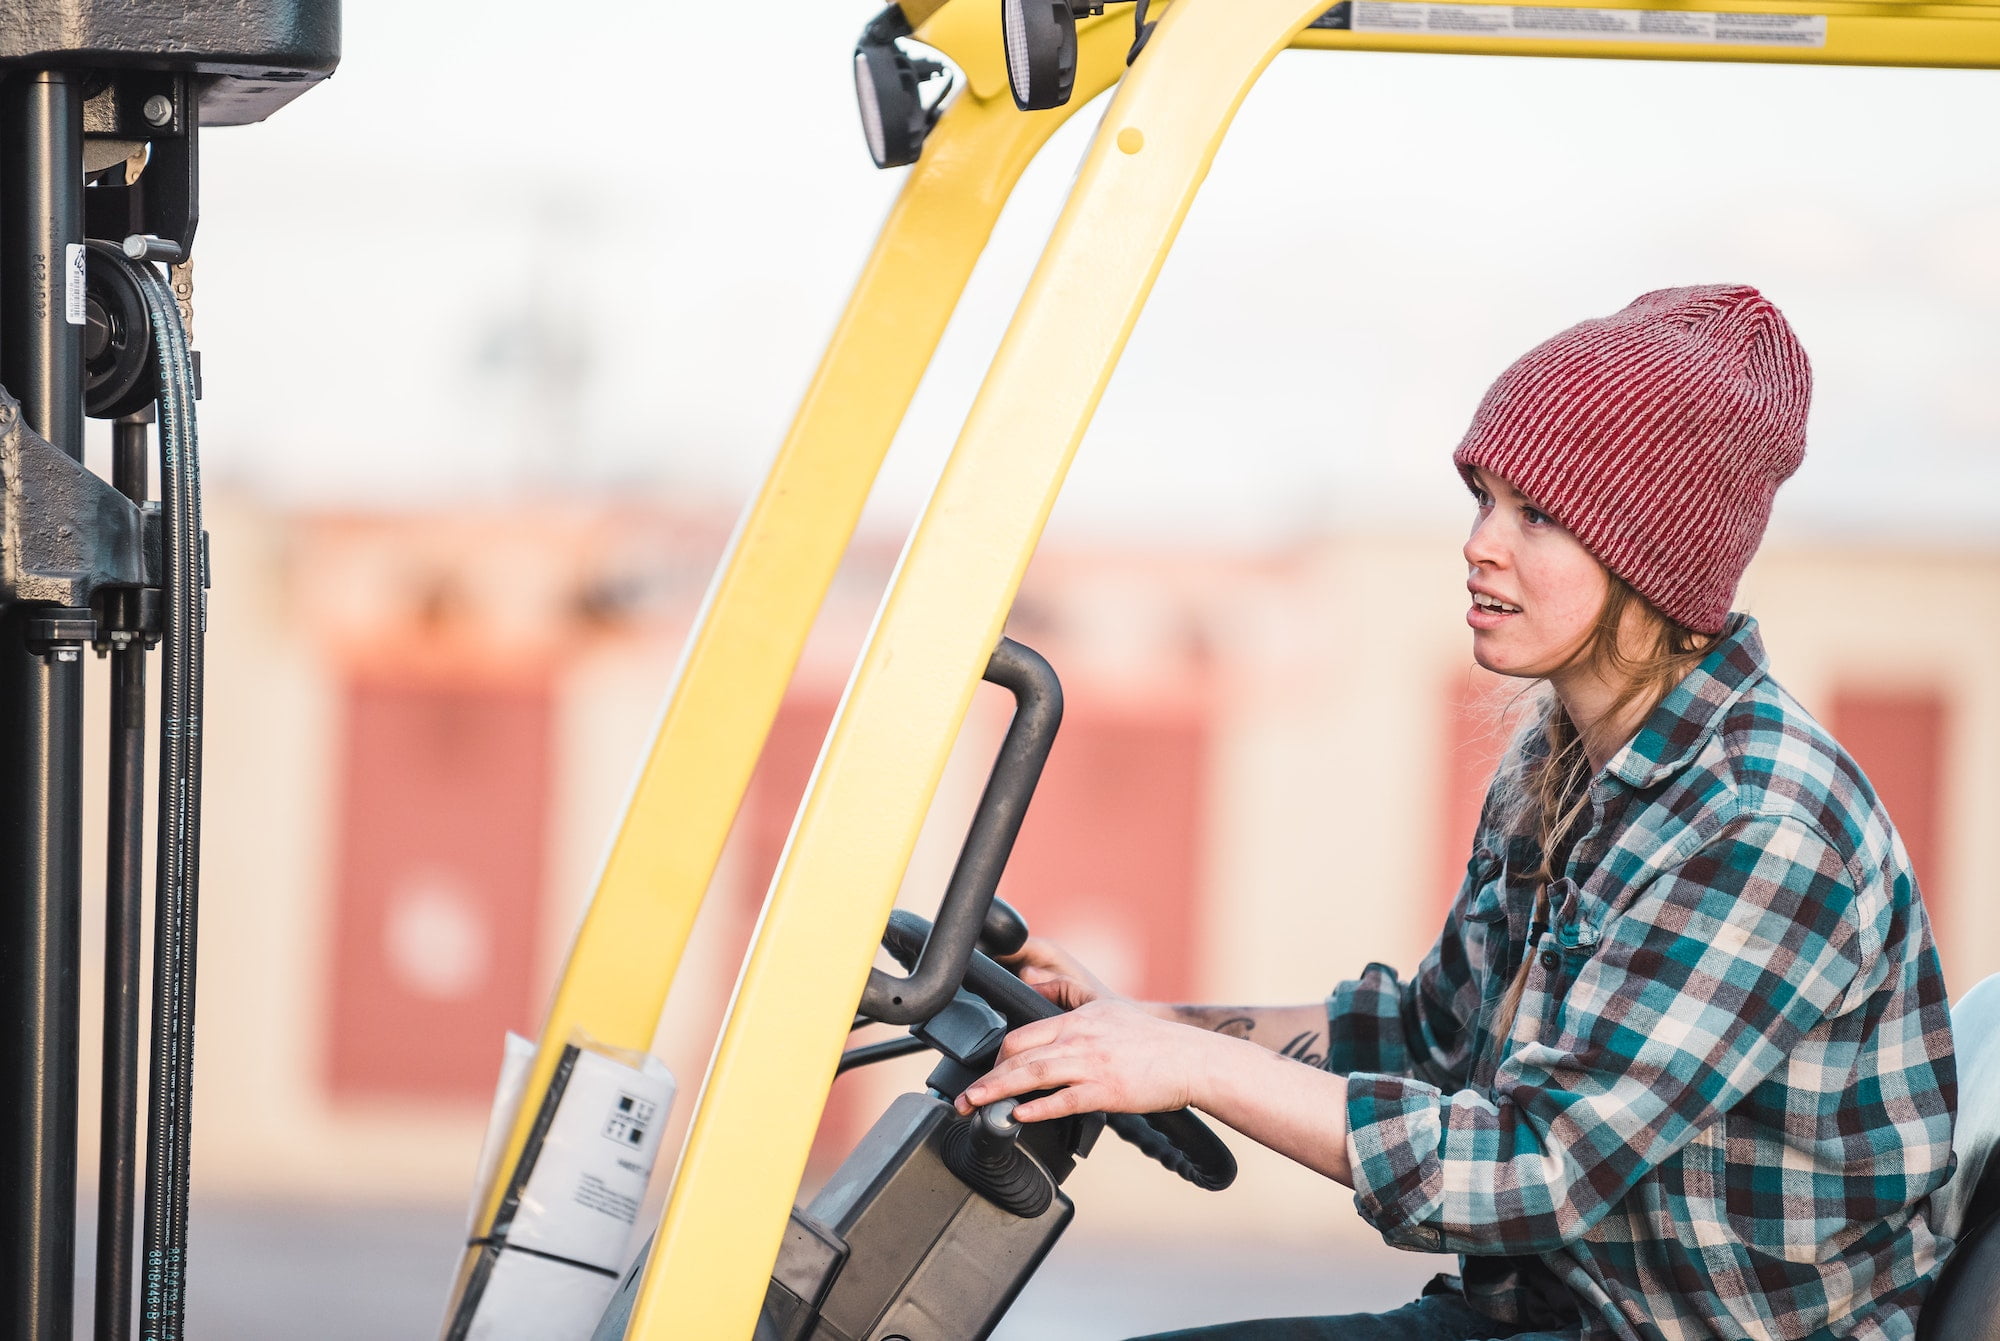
<box><xmin>1462</xmin><ymin>467</ymin><xmax>1609</xmax><ymax>679</ymax></box>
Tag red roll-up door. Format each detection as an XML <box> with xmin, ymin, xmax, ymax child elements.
<box><xmin>327</xmin><ymin>674</ymin><xmax>553</xmax><ymax>1102</ymax></box>
<box><xmin>1001</xmin><ymin>698</ymin><xmax>1208</xmax><ymax>1006</ymax></box>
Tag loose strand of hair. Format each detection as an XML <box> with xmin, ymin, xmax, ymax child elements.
<box><xmin>1485</xmin><ymin>575</ymin><xmax>1713</xmax><ymax>1041</ymax></box>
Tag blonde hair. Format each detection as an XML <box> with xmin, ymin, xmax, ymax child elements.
<box><xmin>1487</xmin><ymin>575</ymin><xmax>1712</xmax><ymax>1038</ymax></box>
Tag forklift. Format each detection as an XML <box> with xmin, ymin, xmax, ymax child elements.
<box><xmin>435</xmin><ymin>0</ymin><xmax>2000</xmax><ymax>1335</ymax></box>
<box><xmin>3</xmin><ymin>0</ymin><xmax>1998</xmax><ymax>1338</ymax></box>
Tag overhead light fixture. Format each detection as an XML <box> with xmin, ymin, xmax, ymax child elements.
<box><xmin>853</xmin><ymin>7</ymin><xmax>957</xmax><ymax>169</ymax></box>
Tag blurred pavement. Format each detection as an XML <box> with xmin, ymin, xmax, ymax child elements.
<box><xmin>76</xmin><ymin>1198</ymin><xmax>1441</xmax><ymax>1340</ymax></box>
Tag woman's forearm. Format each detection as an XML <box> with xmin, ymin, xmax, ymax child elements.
<box><xmin>1191</xmin><ymin>1031</ymin><xmax>1354</xmax><ymax>1186</ymax></box>
<box><xmin>1146</xmin><ymin>1003</ymin><xmax>1331</xmax><ymax>1066</ymax></box>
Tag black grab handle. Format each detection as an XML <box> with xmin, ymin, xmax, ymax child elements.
<box><xmin>858</xmin><ymin>637</ymin><xmax>1062</xmax><ymax>1025</ymax></box>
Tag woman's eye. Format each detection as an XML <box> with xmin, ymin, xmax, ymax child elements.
<box><xmin>1522</xmin><ymin>505</ymin><xmax>1552</xmax><ymax>526</ymax></box>
<box><xmin>1470</xmin><ymin>488</ymin><xmax>1492</xmax><ymax>509</ymax></box>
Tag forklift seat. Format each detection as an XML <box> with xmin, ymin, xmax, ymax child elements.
<box><xmin>1916</xmin><ymin>973</ymin><xmax>2000</xmax><ymax>1339</ymax></box>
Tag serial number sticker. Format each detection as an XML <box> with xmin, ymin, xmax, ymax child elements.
<box><xmin>64</xmin><ymin>243</ymin><xmax>85</xmax><ymax>325</ymax></box>
<box><xmin>1314</xmin><ymin>1</ymin><xmax>1827</xmax><ymax>46</ymax></box>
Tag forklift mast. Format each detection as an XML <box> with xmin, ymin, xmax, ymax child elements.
<box><xmin>0</xmin><ymin>5</ymin><xmax>336</xmax><ymax>1339</ymax></box>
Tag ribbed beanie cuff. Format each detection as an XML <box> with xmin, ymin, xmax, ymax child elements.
<box><xmin>1452</xmin><ymin>285</ymin><xmax>1811</xmax><ymax>634</ymax></box>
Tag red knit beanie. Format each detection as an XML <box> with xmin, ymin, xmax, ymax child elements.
<box><xmin>1452</xmin><ymin>284</ymin><xmax>1811</xmax><ymax>635</ymax></box>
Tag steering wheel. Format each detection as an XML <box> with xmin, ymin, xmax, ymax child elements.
<box><xmin>878</xmin><ymin>907</ymin><xmax>1237</xmax><ymax>1193</ymax></box>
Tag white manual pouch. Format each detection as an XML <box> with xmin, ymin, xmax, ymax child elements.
<box><xmin>440</xmin><ymin>1032</ymin><xmax>676</xmax><ymax>1341</ymax></box>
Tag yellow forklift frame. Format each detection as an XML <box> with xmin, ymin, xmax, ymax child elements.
<box><xmin>466</xmin><ymin>0</ymin><xmax>2000</xmax><ymax>1333</ymax></box>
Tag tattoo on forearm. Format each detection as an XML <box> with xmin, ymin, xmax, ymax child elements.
<box><xmin>1279</xmin><ymin>1031</ymin><xmax>1327</xmax><ymax>1067</ymax></box>
<box><xmin>1166</xmin><ymin>1008</ymin><xmax>1326</xmax><ymax>1066</ymax></box>
<box><xmin>1169</xmin><ymin>1006</ymin><xmax>1258</xmax><ymax>1038</ymax></box>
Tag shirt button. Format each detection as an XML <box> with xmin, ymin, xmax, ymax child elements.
<box><xmin>1539</xmin><ymin>949</ymin><xmax>1561</xmax><ymax>972</ymax></box>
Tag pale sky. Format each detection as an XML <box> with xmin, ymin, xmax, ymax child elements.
<box><xmin>182</xmin><ymin>0</ymin><xmax>2000</xmax><ymax>545</ymax></box>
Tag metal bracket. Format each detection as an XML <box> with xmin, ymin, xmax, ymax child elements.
<box><xmin>83</xmin><ymin>72</ymin><xmax>199</xmax><ymax>258</ymax></box>
<box><xmin>0</xmin><ymin>386</ymin><xmax>148</xmax><ymax>610</ymax></box>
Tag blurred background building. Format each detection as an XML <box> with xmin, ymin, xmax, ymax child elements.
<box><xmin>172</xmin><ymin>498</ymin><xmax>1998</xmax><ymax>1205</ymax></box>
<box><xmin>53</xmin><ymin>0</ymin><xmax>2000</xmax><ymax>1333</ymax></box>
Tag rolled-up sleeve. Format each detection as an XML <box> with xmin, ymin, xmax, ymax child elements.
<box><xmin>1344</xmin><ymin>815</ymin><xmax>1866</xmax><ymax>1256</ymax></box>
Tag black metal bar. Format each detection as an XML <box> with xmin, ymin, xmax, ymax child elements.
<box><xmin>2</xmin><ymin>70</ymin><xmax>84</xmax><ymax>453</ymax></box>
<box><xmin>836</xmin><ymin>1035</ymin><xmax>931</xmax><ymax>1076</ymax></box>
<box><xmin>859</xmin><ymin>638</ymin><xmax>1062</xmax><ymax>1025</ymax></box>
<box><xmin>0</xmin><ymin>67</ymin><xmax>87</xmax><ymax>1341</ymax></box>
<box><xmin>95</xmin><ymin>417</ymin><xmax>149</xmax><ymax>1341</ymax></box>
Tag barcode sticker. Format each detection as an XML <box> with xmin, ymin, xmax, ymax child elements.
<box><xmin>1319</xmin><ymin>1</ymin><xmax>1827</xmax><ymax>46</ymax></box>
<box><xmin>64</xmin><ymin>243</ymin><xmax>85</xmax><ymax>325</ymax></box>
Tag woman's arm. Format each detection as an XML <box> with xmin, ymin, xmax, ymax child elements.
<box><xmin>1001</xmin><ymin>937</ymin><xmax>1331</xmax><ymax>1064</ymax></box>
<box><xmin>1152</xmin><ymin>1004</ymin><xmax>1332</xmax><ymax>1066</ymax></box>
<box><xmin>956</xmin><ymin>998</ymin><xmax>1354</xmax><ymax>1185</ymax></box>
<box><xmin>1191</xmin><ymin>1025</ymin><xmax>1353</xmax><ymax>1183</ymax></box>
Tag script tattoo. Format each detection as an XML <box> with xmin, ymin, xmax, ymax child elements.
<box><xmin>1215</xmin><ymin>1015</ymin><xmax>1257</xmax><ymax>1040</ymax></box>
<box><xmin>1279</xmin><ymin>1031</ymin><xmax>1327</xmax><ymax>1068</ymax></box>
<box><xmin>1170</xmin><ymin>1005</ymin><xmax>1259</xmax><ymax>1038</ymax></box>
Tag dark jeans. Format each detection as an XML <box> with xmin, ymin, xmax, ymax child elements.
<box><xmin>1126</xmin><ymin>1290</ymin><xmax>1583</xmax><ymax>1341</ymax></box>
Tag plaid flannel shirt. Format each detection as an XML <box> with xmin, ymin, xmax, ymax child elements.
<box><xmin>1328</xmin><ymin>616</ymin><xmax>1957</xmax><ymax>1341</ymax></box>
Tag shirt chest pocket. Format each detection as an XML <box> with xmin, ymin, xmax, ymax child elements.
<box><xmin>1541</xmin><ymin>877</ymin><xmax>1607</xmax><ymax>1005</ymax></box>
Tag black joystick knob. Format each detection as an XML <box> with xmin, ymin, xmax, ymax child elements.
<box><xmin>940</xmin><ymin>1099</ymin><xmax>1052</xmax><ymax>1218</ymax></box>
<box><xmin>971</xmin><ymin>1099</ymin><xmax>1022</xmax><ymax>1159</ymax></box>
<box><xmin>978</xmin><ymin>897</ymin><xmax>1030</xmax><ymax>959</ymax></box>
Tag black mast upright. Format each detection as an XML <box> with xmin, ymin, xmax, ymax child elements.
<box><xmin>0</xmin><ymin>66</ymin><xmax>87</xmax><ymax>1341</ymax></box>
<box><xmin>0</xmin><ymin>10</ymin><xmax>334</xmax><ymax>1338</ymax></box>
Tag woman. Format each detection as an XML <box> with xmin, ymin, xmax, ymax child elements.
<box><xmin>958</xmin><ymin>285</ymin><xmax>1957</xmax><ymax>1340</ymax></box>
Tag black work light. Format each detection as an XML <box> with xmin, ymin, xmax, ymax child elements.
<box><xmin>853</xmin><ymin>8</ymin><xmax>956</xmax><ymax>169</ymax></box>
<box><xmin>1002</xmin><ymin>0</ymin><xmax>1107</xmax><ymax>111</ymax></box>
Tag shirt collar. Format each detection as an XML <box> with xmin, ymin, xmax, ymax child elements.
<box><xmin>1602</xmin><ymin>614</ymin><xmax>1768</xmax><ymax>791</ymax></box>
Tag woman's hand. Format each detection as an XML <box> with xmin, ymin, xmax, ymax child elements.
<box><xmin>955</xmin><ymin>999</ymin><xmax>1216</xmax><ymax>1123</ymax></box>
<box><xmin>958</xmin><ymin>996</ymin><xmax>1358</xmax><ymax>1186</ymax></box>
<box><xmin>997</xmin><ymin>935</ymin><xmax>1124</xmax><ymax>1012</ymax></box>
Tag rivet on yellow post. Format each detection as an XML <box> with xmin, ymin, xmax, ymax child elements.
<box><xmin>623</xmin><ymin>0</ymin><xmax>1339</xmax><ymax>1331</ymax></box>
<box><xmin>465</xmin><ymin>6</ymin><xmax>1136</xmax><ymax>1248</ymax></box>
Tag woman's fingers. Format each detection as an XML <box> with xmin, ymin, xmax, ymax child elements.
<box><xmin>996</xmin><ymin>1016</ymin><xmax>1067</xmax><ymax>1058</ymax></box>
<box><xmin>995</xmin><ymin>935</ymin><xmax>1063</xmax><ymax>973</ymax></box>
<box><xmin>957</xmin><ymin>999</ymin><xmax>1202</xmax><ymax>1121</ymax></box>
<box><xmin>1013</xmin><ymin>1088</ymin><xmax>1095</xmax><ymax>1123</ymax></box>
<box><xmin>955</xmin><ymin>1047</ymin><xmax>1091</xmax><ymax>1112</ymax></box>
<box><xmin>1025</xmin><ymin>975</ymin><xmax>1094</xmax><ymax>1010</ymax></box>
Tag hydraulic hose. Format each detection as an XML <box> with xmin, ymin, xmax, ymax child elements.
<box><xmin>101</xmin><ymin>247</ymin><xmax>204</xmax><ymax>1341</ymax></box>
<box><xmin>96</xmin><ymin>416</ymin><xmax>150</xmax><ymax>1341</ymax></box>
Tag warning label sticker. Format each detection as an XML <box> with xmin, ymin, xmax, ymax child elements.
<box><xmin>1313</xmin><ymin>1</ymin><xmax>1828</xmax><ymax>46</ymax></box>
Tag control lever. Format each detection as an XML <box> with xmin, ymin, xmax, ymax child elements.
<box><xmin>940</xmin><ymin>1098</ymin><xmax>1053</xmax><ymax>1218</ymax></box>
<box><xmin>859</xmin><ymin>639</ymin><xmax>1061</xmax><ymax>1024</ymax></box>
<box><xmin>979</xmin><ymin>896</ymin><xmax>1029</xmax><ymax>959</ymax></box>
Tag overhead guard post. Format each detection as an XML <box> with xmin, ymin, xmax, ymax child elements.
<box><xmin>624</xmin><ymin>0</ymin><xmax>1338</xmax><ymax>1329</ymax></box>
<box><xmin>470</xmin><ymin>9</ymin><xmax>1137</xmax><ymax>1245</ymax></box>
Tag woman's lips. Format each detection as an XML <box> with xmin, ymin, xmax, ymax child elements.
<box><xmin>1467</xmin><ymin>602</ymin><xmax>1519</xmax><ymax>630</ymax></box>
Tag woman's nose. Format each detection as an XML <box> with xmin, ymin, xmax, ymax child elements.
<box><xmin>1464</xmin><ymin>515</ymin><xmax>1506</xmax><ymax>570</ymax></box>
